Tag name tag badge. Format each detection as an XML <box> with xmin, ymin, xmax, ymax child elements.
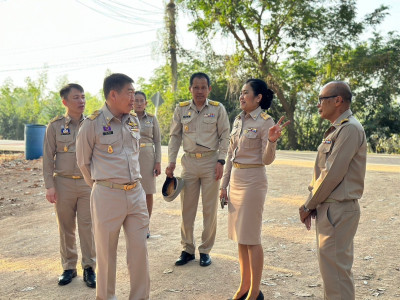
<box><xmin>61</xmin><ymin>128</ymin><xmax>70</xmax><ymax>135</ymax></box>
<box><xmin>103</xmin><ymin>125</ymin><xmax>113</xmax><ymax>135</ymax></box>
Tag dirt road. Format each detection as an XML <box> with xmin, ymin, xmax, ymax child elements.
<box><xmin>0</xmin><ymin>149</ymin><xmax>399</xmax><ymax>299</ymax></box>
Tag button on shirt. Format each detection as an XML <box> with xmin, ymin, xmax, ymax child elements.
<box><xmin>43</xmin><ymin>114</ymin><xmax>85</xmax><ymax>189</ymax></box>
<box><xmin>138</xmin><ymin>111</ymin><xmax>161</xmax><ymax>163</ymax></box>
<box><xmin>168</xmin><ymin>99</ymin><xmax>230</xmax><ymax>163</ymax></box>
<box><xmin>76</xmin><ymin>104</ymin><xmax>141</xmax><ymax>187</ymax></box>
<box><xmin>221</xmin><ymin>106</ymin><xmax>277</xmax><ymax>189</ymax></box>
<box><xmin>305</xmin><ymin>109</ymin><xmax>367</xmax><ymax>209</ymax></box>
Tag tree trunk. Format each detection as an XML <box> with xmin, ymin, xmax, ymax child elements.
<box><xmin>166</xmin><ymin>0</ymin><xmax>178</xmax><ymax>94</ymax></box>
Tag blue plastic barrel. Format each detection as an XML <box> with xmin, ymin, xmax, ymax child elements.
<box><xmin>24</xmin><ymin>124</ymin><xmax>47</xmax><ymax>160</ymax></box>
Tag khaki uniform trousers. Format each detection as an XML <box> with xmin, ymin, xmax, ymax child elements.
<box><xmin>316</xmin><ymin>200</ymin><xmax>360</xmax><ymax>300</ymax></box>
<box><xmin>91</xmin><ymin>182</ymin><xmax>150</xmax><ymax>300</ymax></box>
<box><xmin>54</xmin><ymin>176</ymin><xmax>95</xmax><ymax>270</ymax></box>
<box><xmin>180</xmin><ymin>153</ymin><xmax>220</xmax><ymax>254</ymax></box>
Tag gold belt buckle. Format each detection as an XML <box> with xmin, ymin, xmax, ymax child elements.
<box><xmin>71</xmin><ymin>176</ymin><xmax>81</xmax><ymax>179</ymax></box>
<box><xmin>140</xmin><ymin>143</ymin><xmax>145</xmax><ymax>148</ymax></box>
<box><xmin>195</xmin><ymin>153</ymin><xmax>202</xmax><ymax>159</ymax></box>
<box><xmin>123</xmin><ymin>183</ymin><xmax>136</xmax><ymax>191</ymax></box>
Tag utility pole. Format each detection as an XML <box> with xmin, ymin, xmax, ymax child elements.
<box><xmin>166</xmin><ymin>0</ymin><xmax>178</xmax><ymax>94</ymax></box>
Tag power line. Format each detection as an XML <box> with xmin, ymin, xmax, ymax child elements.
<box><xmin>75</xmin><ymin>0</ymin><xmax>164</xmax><ymax>26</ymax></box>
<box><xmin>0</xmin><ymin>29</ymin><xmax>161</xmax><ymax>56</ymax></box>
<box><xmin>0</xmin><ymin>43</ymin><xmax>155</xmax><ymax>72</ymax></box>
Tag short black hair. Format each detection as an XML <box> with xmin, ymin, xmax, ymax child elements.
<box><xmin>190</xmin><ymin>72</ymin><xmax>210</xmax><ymax>87</ymax></box>
<box><xmin>134</xmin><ymin>91</ymin><xmax>147</xmax><ymax>100</ymax></box>
<box><xmin>103</xmin><ymin>73</ymin><xmax>134</xmax><ymax>100</ymax></box>
<box><xmin>245</xmin><ymin>79</ymin><xmax>274</xmax><ymax>110</ymax></box>
<box><xmin>59</xmin><ymin>83</ymin><xmax>84</xmax><ymax>99</ymax></box>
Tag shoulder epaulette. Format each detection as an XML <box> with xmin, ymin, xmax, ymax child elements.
<box><xmin>146</xmin><ymin>112</ymin><xmax>154</xmax><ymax>117</ymax></box>
<box><xmin>88</xmin><ymin>110</ymin><xmax>101</xmax><ymax>120</ymax></box>
<box><xmin>260</xmin><ymin>112</ymin><xmax>271</xmax><ymax>120</ymax></box>
<box><xmin>340</xmin><ymin>118</ymin><xmax>349</xmax><ymax>125</ymax></box>
<box><xmin>130</xmin><ymin>111</ymin><xmax>137</xmax><ymax>117</ymax></box>
<box><xmin>209</xmin><ymin>100</ymin><xmax>220</xmax><ymax>106</ymax></box>
<box><xmin>179</xmin><ymin>101</ymin><xmax>190</xmax><ymax>107</ymax></box>
<box><xmin>235</xmin><ymin>114</ymin><xmax>241</xmax><ymax>120</ymax></box>
<box><xmin>50</xmin><ymin>115</ymin><xmax>63</xmax><ymax>123</ymax></box>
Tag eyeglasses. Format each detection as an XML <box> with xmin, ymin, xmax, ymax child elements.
<box><xmin>318</xmin><ymin>95</ymin><xmax>337</xmax><ymax>105</ymax></box>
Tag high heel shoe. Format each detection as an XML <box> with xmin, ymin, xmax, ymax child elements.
<box><xmin>256</xmin><ymin>290</ymin><xmax>264</xmax><ymax>300</ymax></box>
<box><xmin>227</xmin><ymin>290</ymin><xmax>248</xmax><ymax>300</ymax></box>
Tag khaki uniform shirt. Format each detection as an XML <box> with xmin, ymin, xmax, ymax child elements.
<box><xmin>43</xmin><ymin>113</ymin><xmax>85</xmax><ymax>189</ymax></box>
<box><xmin>76</xmin><ymin>104</ymin><xmax>141</xmax><ymax>187</ymax></box>
<box><xmin>305</xmin><ymin>109</ymin><xmax>367</xmax><ymax>209</ymax></box>
<box><xmin>138</xmin><ymin>111</ymin><xmax>161</xmax><ymax>163</ymax></box>
<box><xmin>221</xmin><ymin>106</ymin><xmax>277</xmax><ymax>189</ymax></box>
<box><xmin>168</xmin><ymin>99</ymin><xmax>230</xmax><ymax>163</ymax></box>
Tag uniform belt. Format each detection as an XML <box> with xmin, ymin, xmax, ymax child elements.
<box><xmin>324</xmin><ymin>198</ymin><xmax>357</xmax><ymax>203</ymax></box>
<box><xmin>233</xmin><ymin>162</ymin><xmax>264</xmax><ymax>169</ymax></box>
<box><xmin>54</xmin><ymin>173</ymin><xmax>83</xmax><ymax>179</ymax></box>
<box><xmin>140</xmin><ymin>143</ymin><xmax>153</xmax><ymax>148</ymax></box>
<box><xmin>185</xmin><ymin>151</ymin><xmax>216</xmax><ymax>158</ymax></box>
<box><xmin>96</xmin><ymin>180</ymin><xmax>138</xmax><ymax>191</ymax></box>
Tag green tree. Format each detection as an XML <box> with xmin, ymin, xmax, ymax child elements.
<box><xmin>176</xmin><ymin>0</ymin><xmax>388</xmax><ymax>149</ymax></box>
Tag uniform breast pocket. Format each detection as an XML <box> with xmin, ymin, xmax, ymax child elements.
<box><xmin>317</xmin><ymin>143</ymin><xmax>332</xmax><ymax>168</ymax></box>
<box><xmin>130</xmin><ymin>130</ymin><xmax>140</xmax><ymax>152</ymax></box>
<box><xmin>203</xmin><ymin>117</ymin><xmax>217</xmax><ymax>132</ymax></box>
<box><xmin>98</xmin><ymin>134</ymin><xmax>122</xmax><ymax>155</ymax></box>
<box><xmin>142</xmin><ymin>122</ymin><xmax>153</xmax><ymax>137</ymax></box>
<box><xmin>243</xmin><ymin>131</ymin><xmax>261</xmax><ymax>149</ymax></box>
<box><xmin>56</xmin><ymin>134</ymin><xmax>74</xmax><ymax>152</ymax></box>
<box><xmin>181</xmin><ymin>118</ymin><xmax>195</xmax><ymax>133</ymax></box>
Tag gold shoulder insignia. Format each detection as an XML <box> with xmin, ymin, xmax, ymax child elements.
<box><xmin>130</xmin><ymin>111</ymin><xmax>137</xmax><ymax>117</ymax></box>
<box><xmin>146</xmin><ymin>112</ymin><xmax>154</xmax><ymax>117</ymax></box>
<box><xmin>340</xmin><ymin>118</ymin><xmax>349</xmax><ymax>125</ymax></box>
<box><xmin>50</xmin><ymin>115</ymin><xmax>63</xmax><ymax>123</ymax></box>
<box><xmin>88</xmin><ymin>110</ymin><xmax>101</xmax><ymax>120</ymax></box>
<box><xmin>260</xmin><ymin>112</ymin><xmax>271</xmax><ymax>120</ymax></box>
<box><xmin>209</xmin><ymin>100</ymin><xmax>220</xmax><ymax>106</ymax></box>
<box><xmin>179</xmin><ymin>101</ymin><xmax>190</xmax><ymax>107</ymax></box>
<box><xmin>235</xmin><ymin>114</ymin><xmax>241</xmax><ymax>120</ymax></box>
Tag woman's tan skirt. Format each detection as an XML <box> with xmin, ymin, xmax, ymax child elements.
<box><xmin>139</xmin><ymin>146</ymin><xmax>156</xmax><ymax>194</ymax></box>
<box><xmin>228</xmin><ymin>166</ymin><xmax>267</xmax><ymax>245</ymax></box>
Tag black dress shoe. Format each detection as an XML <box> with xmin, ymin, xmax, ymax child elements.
<box><xmin>175</xmin><ymin>251</ymin><xmax>195</xmax><ymax>266</ymax></box>
<box><xmin>199</xmin><ymin>253</ymin><xmax>212</xmax><ymax>267</ymax></box>
<box><xmin>83</xmin><ymin>267</ymin><xmax>96</xmax><ymax>288</ymax></box>
<box><xmin>256</xmin><ymin>290</ymin><xmax>264</xmax><ymax>300</ymax></box>
<box><xmin>58</xmin><ymin>269</ymin><xmax>77</xmax><ymax>286</ymax></box>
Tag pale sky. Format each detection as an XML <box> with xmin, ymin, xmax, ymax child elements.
<box><xmin>0</xmin><ymin>0</ymin><xmax>399</xmax><ymax>95</ymax></box>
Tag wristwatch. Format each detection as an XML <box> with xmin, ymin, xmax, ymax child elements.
<box><xmin>303</xmin><ymin>205</ymin><xmax>311</xmax><ymax>213</ymax></box>
<box><xmin>217</xmin><ymin>159</ymin><xmax>225</xmax><ymax>165</ymax></box>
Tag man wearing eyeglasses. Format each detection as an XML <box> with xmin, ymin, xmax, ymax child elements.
<box><xmin>298</xmin><ymin>81</ymin><xmax>367</xmax><ymax>300</ymax></box>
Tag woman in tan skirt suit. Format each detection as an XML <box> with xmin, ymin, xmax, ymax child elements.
<box><xmin>220</xmin><ymin>79</ymin><xmax>289</xmax><ymax>300</ymax></box>
<box><xmin>134</xmin><ymin>91</ymin><xmax>162</xmax><ymax>238</ymax></box>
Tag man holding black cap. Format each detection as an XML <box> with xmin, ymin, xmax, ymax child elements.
<box><xmin>166</xmin><ymin>72</ymin><xmax>230</xmax><ymax>267</ymax></box>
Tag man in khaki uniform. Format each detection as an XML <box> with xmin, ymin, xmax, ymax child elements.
<box><xmin>43</xmin><ymin>83</ymin><xmax>96</xmax><ymax>287</ymax></box>
<box><xmin>299</xmin><ymin>81</ymin><xmax>367</xmax><ymax>300</ymax></box>
<box><xmin>166</xmin><ymin>72</ymin><xmax>230</xmax><ymax>267</ymax></box>
<box><xmin>76</xmin><ymin>73</ymin><xmax>149</xmax><ymax>300</ymax></box>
